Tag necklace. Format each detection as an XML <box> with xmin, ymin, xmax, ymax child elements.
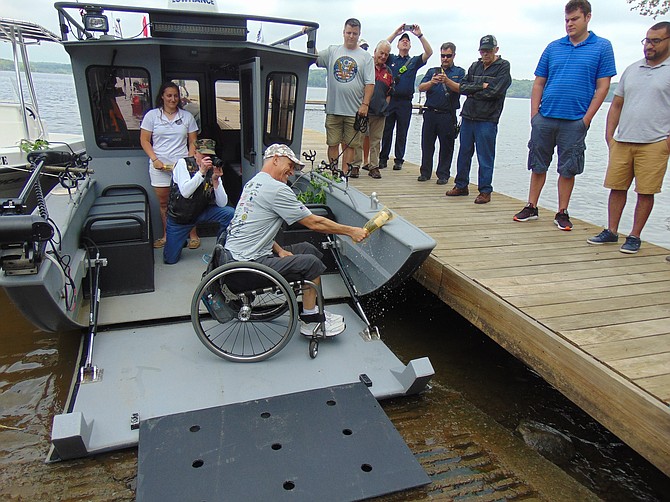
<box><xmin>162</xmin><ymin>108</ymin><xmax>178</xmax><ymax>116</ymax></box>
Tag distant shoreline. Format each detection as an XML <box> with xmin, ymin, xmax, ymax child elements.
<box><xmin>1</xmin><ymin>59</ymin><xmax>616</xmax><ymax>101</ymax></box>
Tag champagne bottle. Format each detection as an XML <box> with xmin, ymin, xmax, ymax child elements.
<box><xmin>364</xmin><ymin>207</ymin><xmax>394</xmax><ymax>234</ymax></box>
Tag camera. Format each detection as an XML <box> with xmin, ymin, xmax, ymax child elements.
<box><xmin>209</xmin><ymin>156</ymin><xmax>225</xmax><ymax>168</ymax></box>
<box><xmin>403</xmin><ymin>24</ymin><xmax>414</xmax><ymax>32</ymax></box>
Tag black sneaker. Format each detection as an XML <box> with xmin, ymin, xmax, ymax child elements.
<box><xmin>513</xmin><ymin>204</ymin><xmax>538</xmax><ymax>222</ymax></box>
<box><xmin>554</xmin><ymin>210</ymin><xmax>572</xmax><ymax>231</ymax></box>
<box><xmin>417</xmin><ymin>175</ymin><xmax>428</xmax><ymax>182</ymax></box>
<box><xmin>620</xmin><ymin>235</ymin><xmax>641</xmax><ymax>254</ymax></box>
<box><xmin>378</xmin><ymin>161</ymin><xmax>387</xmax><ymax>169</ymax></box>
<box><xmin>393</xmin><ymin>161</ymin><xmax>403</xmax><ymax>170</ymax></box>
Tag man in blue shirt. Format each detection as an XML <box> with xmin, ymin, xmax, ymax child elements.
<box><xmin>513</xmin><ymin>0</ymin><xmax>616</xmax><ymax>230</ymax></box>
<box><xmin>380</xmin><ymin>24</ymin><xmax>433</xmax><ymax>170</ymax></box>
<box><xmin>417</xmin><ymin>42</ymin><xmax>465</xmax><ymax>184</ymax></box>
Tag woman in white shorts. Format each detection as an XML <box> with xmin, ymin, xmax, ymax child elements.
<box><xmin>140</xmin><ymin>81</ymin><xmax>199</xmax><ymax>248</ymax></box>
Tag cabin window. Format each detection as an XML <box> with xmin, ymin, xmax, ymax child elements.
<box><xmin>264</xmin><ymin>73</ymin><xmax>297</xmax><ymax>144</ymax></box>
<box><xmin>173</xmin><ymin>79</ymin><xmax>201</xmax><ymax>130</ymax></box>
<box><xmin>86</xmin><ymin>66</ymin><xmax>150</xmax><ymax>149</ymax></box>
<box><xmin>215</xmin><ymin>79</ymin><xmax>241</xmax><ymax>130</ymax></box>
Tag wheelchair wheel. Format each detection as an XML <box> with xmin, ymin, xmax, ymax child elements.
<box><xmin>191</xmin><ymin>261</ymin><xmax>298</xmax><ymax>362</ymax></box>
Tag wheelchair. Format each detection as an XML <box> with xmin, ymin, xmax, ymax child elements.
<box><xmin>190</xmin><ymin>245</ymin><xmax>327</xmax><ymax>362</ymax></box>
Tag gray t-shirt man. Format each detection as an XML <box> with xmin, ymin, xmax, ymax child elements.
<box><xmin>317</xmin><ymin>44</ymin><xmax>375</xmax><ymax>116</ymax></box>
<box><xmin>225</xmin><ymin>172</ymin><xmax>311</xmax><ymax>261</ymax></box>
<box><xmin>613</xmin><ymin>55</ymin><xmax>670</xmax><ymax>143</ymax></box>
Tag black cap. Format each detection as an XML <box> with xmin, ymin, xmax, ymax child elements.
<box><xmin>479</xmin><ymin>35</ymin><xmax>497</xmax><ymax>50</ymax></box>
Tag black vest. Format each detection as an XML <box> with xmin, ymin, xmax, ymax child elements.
<box><xmin>167</xmin><ymin>157</ymin><xmax>214</xmax><ymax>225</ymax></box>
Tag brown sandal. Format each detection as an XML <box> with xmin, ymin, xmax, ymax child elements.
<box><xmin>153</xmin><ymin>237</ymin><xmax>166</xmax><ymax>248</ymax></box>
<box><xmin>188</xmin><ymin>237</ymin><xmax>201</xmax><ymax>250</ymax></box>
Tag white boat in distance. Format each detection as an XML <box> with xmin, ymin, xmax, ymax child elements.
<box><xmin>0</xmin><ymin>18</ymin><xmax>85</xmax><ymax>196</ymax></box>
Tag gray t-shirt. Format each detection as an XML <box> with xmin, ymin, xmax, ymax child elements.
<box><xmin>614</xmin><ymin>56</ymin><xmax>670</xmax><ymax>143</ymax></box>
<box><xmin>225</xmin><ymin>172</ymin><xmax>312</xmax><ymax>261</ymax></box>
<box><xmin>316</xmin><ymin>44</ymin><xmax>375</xmax><ymax>116</ymax></box>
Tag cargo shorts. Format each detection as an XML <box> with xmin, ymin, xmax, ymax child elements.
<box><xmin>527</xmin><ymin>113</ymin><xmax>588</xmax><ymax>178</ymax></box>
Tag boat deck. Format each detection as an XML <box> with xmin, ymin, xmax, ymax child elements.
<box><xmin>301</xmin><ymin>129</ymin><xmax>670</xmax><ymax>476</ymax></box>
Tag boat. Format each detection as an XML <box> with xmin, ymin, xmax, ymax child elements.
<box><xmin>0</xmin><ymin>18</ymin><xmax>85</xmax><ymax>198</ymax></box>
<box><xmin>0</xmin><ymin>3</ymin><xmax>436</xmax><ymax>494</ymax></box>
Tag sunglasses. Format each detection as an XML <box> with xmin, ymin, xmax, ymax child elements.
<box><xmin>441</xmin><ymin>54</ymin><xmax>454</xmax><ymax>58</ymax></box>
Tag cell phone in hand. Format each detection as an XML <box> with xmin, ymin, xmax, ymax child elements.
<box><xmin>403</xmin><ymin>24</ymin><xmax>414</xmax><ymax>31</ymax></box>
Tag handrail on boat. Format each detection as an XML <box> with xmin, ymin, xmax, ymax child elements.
<box><xmin>54</xmin><ymin>2</ymin><xmax>319</xmax><ymax>54</ymax></box>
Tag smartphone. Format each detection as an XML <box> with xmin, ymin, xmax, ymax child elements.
<box><xmin>403</xmin><ymin>24</ymin><xmax>414</xmax><ymax>31</ymax></box>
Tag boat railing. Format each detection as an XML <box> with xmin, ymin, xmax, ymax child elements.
<box><xmin>0</xmin><ymin>19</ymin><xmax>62</xmax><ymax>141</ymax></box>
<box><xmin>54</xmin><ymin>2</ymin><xmax>319</xmax><ymax>55</ymax></box>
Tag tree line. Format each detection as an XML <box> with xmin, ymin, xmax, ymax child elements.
<box><xmin>308</xmin><ymin>68</ymin><xmax>617</xmax><ymax>102</ymax></box>
<box><xmin>0</xmin><ymin>59</ymin><xmax>617</xmax><ymax>101</ymax></box>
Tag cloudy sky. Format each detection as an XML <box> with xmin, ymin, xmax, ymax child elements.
<box><xmin>1</xmin><ymin>0</ymin><xmax>661</xmax><ymax>80</ymax></box>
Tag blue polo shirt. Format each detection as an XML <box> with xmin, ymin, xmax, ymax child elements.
<box><xmin>536</xmin><ymin>31</ymin><xmax>616</xmax><ymax>120</ymax></box>
<box><xmin>421</xmin><ymin>65</ymin><xmax>465</xmax><ymax>112</ymax></box>
<box><xmin>388</xmin><ymin>53</ymin><xmax>426</xmax><ymax>99</ymax></box>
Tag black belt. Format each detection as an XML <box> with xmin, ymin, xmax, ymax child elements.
<box><xmin>425</xmin><ymin>107</ymin><xmax>452</xmax><ymax>114</ymax></box>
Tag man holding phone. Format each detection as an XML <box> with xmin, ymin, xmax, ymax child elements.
<box><xmin>380</xmin><ymin>24</ymin><xmax>433</xmax><ymax>171</ymax></box>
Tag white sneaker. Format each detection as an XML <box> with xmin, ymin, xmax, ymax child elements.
<box><xmin>300</xmin><ymin>313</ymin><xmax>345</xmax><ymax>337</ymax></box>
<box><xmin>324</xmin><ymin>310</ymin><xmax>344</xmax><ymax>325</ymax></box>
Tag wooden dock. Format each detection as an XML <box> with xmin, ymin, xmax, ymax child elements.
<box><xmin>301</xmin><ymin>129</ymin><xmax>670</xmax><ymax>477</ymax></box>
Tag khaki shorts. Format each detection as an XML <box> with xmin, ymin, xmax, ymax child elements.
<box><xmin>604</xmin><ymin>139</ymin><xmax>670</xmax><ymax>194</ymax></box>
<box><xmin>325</xmin><ymin>114</ymin><xmax>362</xmax><ymax>149</ymax></box>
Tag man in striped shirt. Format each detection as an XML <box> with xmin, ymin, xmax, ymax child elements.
<box><xmin>513</xmin><ymin>0</ymin><xmax>616</xmax><ymax>231</ymax></box>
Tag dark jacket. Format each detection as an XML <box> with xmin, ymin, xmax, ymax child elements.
<box><xmin>167</xmin><ymin>157</ymin><xmax>214</xmax><ymax>225</ymax></box>
<box><xmin>459</xmin><ymin>56</ymin><xmax>512</xmax><ymax>123</ymax></box>
<box><xmin>369</xmin><ymin>64</ymin><xmax>393</xmax><ymax>116</ymax></box>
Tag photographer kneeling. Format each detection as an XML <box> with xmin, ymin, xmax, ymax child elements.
<box><xmin>164</xmin><ymin>138</ymin><xmax>234</xmax><ymax>264</ymax></box>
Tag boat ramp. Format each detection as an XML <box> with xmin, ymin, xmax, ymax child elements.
<box><xmin>301</xmin><ymin>129</ymin><xmax>670</xmax><ymax>477</ymax></box>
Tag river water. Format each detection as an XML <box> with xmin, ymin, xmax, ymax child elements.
<box><xmin>1</xmin><ymin>72</ymin><xmax>669</xmax><ymax>500</ymax></box>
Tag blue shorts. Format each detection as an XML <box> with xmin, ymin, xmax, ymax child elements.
<box><xmin>527</xmin><ymin>114</ymin><xmax>588</xmax><ymax>177</ymax></box>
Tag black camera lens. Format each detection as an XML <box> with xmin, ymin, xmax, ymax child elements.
<box><xmin>210</xmin><ymin>156</ymin><xmax>224</xmax><ymax>168</ymax></box>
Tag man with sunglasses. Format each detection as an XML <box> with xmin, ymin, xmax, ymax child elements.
<box><xmin>514</xmin><ymin>0</ymin><xmax>616</xmax><ymax>230</ymax></box>
<box><xmin>417</xmin><ymin>43</ymin><xmax>465</xmax><ymax>184</ymax></box>
<box><xmin>443</xmin><ymin>35</ymin><xmax>512</xmax><ymax>204</ymax></box>
<box><xmin>587</xmin><ymin>22</ymin><xmax>670</xmax><ymax>254</ymax></box>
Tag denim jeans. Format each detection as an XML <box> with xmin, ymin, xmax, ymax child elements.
<box><xmin>454</xmin><ymin>118</ymin><xmax>498</xmax><ymax>194</ymax></box>
<box><xmin>420</xmin><ymin>109</ymin><xmax>456</xmax><ymax>180</ymax></box>
<box><xmin>380</xmin><ymin>98</ymin><xmax>413</xmax><ymax>166</ymax></box>
<box><xmin>164</xmin><ymin>205</ymin><xmax>235</xmax><ymax>264</ymax></box>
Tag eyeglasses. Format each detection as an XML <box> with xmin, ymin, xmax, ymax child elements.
<box><xmin>441</xmin><ymin>54</ymin><xmax>454</xmax><ymax>58</ymax></box>
<box><xmin>641</xmin><ymin>37</ymin><xmax>670</xmax><ymax>46</ymax></box>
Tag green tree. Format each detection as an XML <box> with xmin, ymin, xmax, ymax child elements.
<box><xmin>627</xmin><ymin>0</ymin><xmax>670</xmax><ymax>17</ymax></box>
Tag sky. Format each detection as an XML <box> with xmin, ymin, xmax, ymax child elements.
<box><xmin>1</xmin><ymin>0</ymin><xmax>663</xmax><ymax>80</ymax></box>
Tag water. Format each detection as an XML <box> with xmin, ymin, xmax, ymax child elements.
<box><xmin>1</xmin><ymin>74</ymin><xmax>668</xmax><ymax>500</ymax></box>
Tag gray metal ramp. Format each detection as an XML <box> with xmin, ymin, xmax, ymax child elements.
<box><xmin>136</xmin><ymin>382</ymin><xmax>431</xmax><ymax>501</ymax></box>
<box><xmin>51</xmin><ymin>303</ymin><xmax>434</xmax><ymax>459</ymax></box>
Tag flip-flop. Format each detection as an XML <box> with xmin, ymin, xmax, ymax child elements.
<box><xmin>153</xmin><ymin>237</ymin><xmax>166</xmax><ymax>248</ymax></box>
<box><xmin>188</xmin><ymin>237</ymin><xmax>201</xmax><ymax>250</ymax></box>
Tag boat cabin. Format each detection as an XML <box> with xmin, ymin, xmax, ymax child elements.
<box><xmin>56</xmin><ymin>1</ymin><xmax>317</xmax><ymax>219</ymax></box>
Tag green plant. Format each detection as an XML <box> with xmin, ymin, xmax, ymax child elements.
<box><xmin>296</xmin><ymin>172</ymin><xmax>342</xmax><ymax>204</ymax></box>
<box><xmin>19</xmin><ymin>138</ymin><xmax>50</xmax><ymax>153</ymax></box>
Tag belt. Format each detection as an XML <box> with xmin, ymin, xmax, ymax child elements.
<box><xmin>425</xmin><ymin>107</ymin><xmax>452</xmax><ymax>114</ymax></box>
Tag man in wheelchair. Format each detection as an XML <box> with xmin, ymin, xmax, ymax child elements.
<box><xmin>224</xmin><ymin>144</ymin><xmax>369</xmax><ymax>337</ymax></box>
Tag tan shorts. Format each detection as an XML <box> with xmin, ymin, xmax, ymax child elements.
<box><xmin>325</xmin><ymin>114</ymin><xmax>362</xmax><ymax>149</ymax></box>
<box><xmin>604</xmin><ymin>139</ymin><xmax>670</xmax><ymax>194</ymax></box>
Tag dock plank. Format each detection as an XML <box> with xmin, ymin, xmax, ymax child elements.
<box><xmin>299</xmin><ymin>128</ymin><xmax>670</xmax><ymax>476</ymax></box>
